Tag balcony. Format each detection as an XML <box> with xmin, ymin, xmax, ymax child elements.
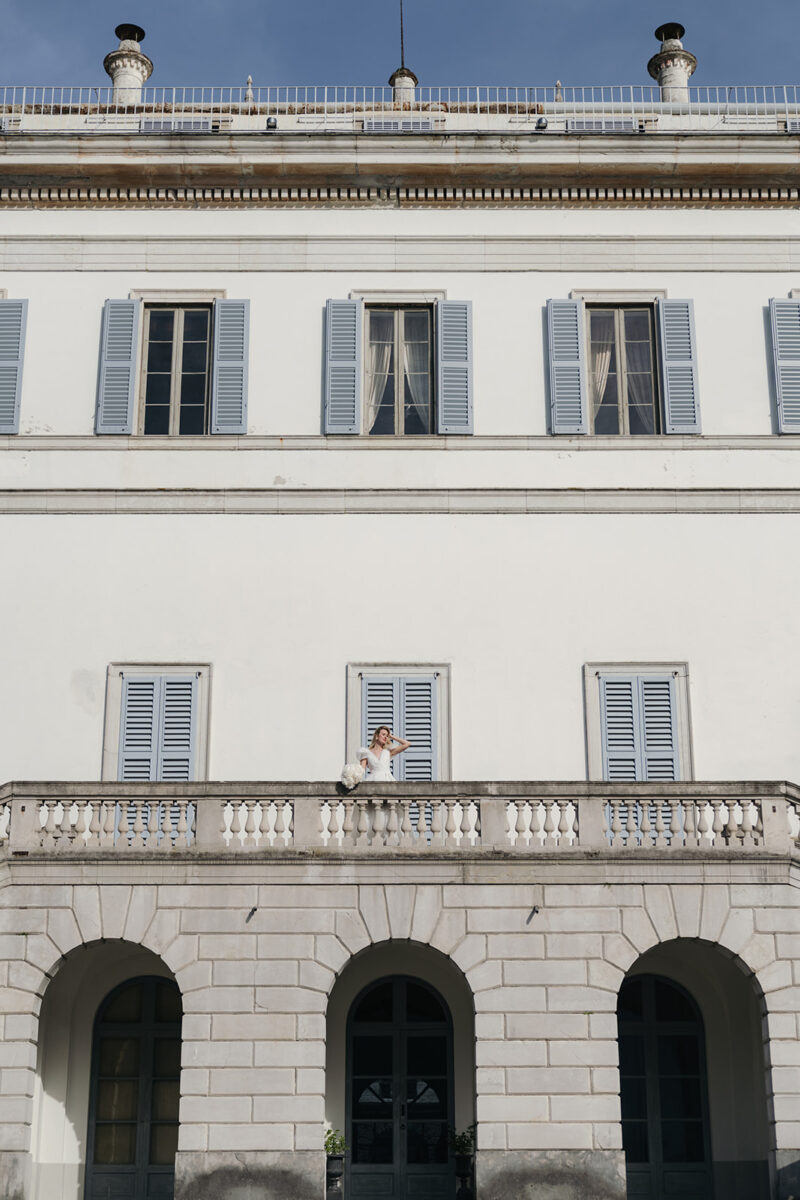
<box><xmin>1</xmin><ymin>84</ymin><xmax>800</xmax><ymax>136</ymax></box>
<box><xmin>1</xmin><ymin>780</ymin><xmax>798</xmax><ymax>858</ymax></box>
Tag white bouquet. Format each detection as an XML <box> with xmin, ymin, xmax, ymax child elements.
<box><xmin>340</xmin><ymin>762</ymin><xmax>365</xmax><ymax>790</ymax></box>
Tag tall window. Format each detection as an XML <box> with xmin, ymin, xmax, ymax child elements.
<box><xmin>85</xmin><ymin>976</ymin><xmax>182</xmax><ymax>1200</ymax></box>
<box><xmin>587</xmin><ymin>306</ymin><xmax>659</xmax><ymax>434</ymax></box>
<box><xmin>365</xmin><ymin>306</ymin><xmax>434</xmax><ymax>435</ymax></box>
<box><xmin>141</xmin><ymin>306</ymin><xmax>212</xmax><ymax>435</ymax></box>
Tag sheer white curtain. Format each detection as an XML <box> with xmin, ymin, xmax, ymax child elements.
<box><xmin>403</xmin><ymin>340</ymin><xmax>430</xmax><ymax>430</ymax></box>
<box><xmin>366</xmin><ymin>339</ymin><xmax>392</xmax><ymax>432</ymax></box>
<box><xmin>625</xmin><ymin>342</ymin><xmax>655</xmax><ymax>433</ymax></box>
<box><xmin>589</xmin><ymin>312</ymin><xmax>614</xmax><ymax>422</ymax></box>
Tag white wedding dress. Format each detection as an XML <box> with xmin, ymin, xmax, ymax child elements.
<box><xmin>359</xmin><ymin>747</ymin><xmax>394</xmax><ymax>782</ymax></box>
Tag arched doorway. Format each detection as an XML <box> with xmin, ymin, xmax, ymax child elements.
<box><xmin>618</xmin><ymin>974</ymin><xmax>714</xmax><ymax>1200</ymax></box>
<box><xmin>347</xmin><ymin>975</ymin><xmax>455</xmax><ymax>1199</ymax></box>
<box><xmin>84</xmin><ymin>976</ymin><xmax>182</xmax><ymax>1200</ymax></box>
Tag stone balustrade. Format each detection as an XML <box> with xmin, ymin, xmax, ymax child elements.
<box><xmin>1</xmin><ymin>781</ymin><xmax>798</xmax><ymax>857</ymax></box>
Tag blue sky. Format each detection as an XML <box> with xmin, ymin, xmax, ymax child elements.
<box><xmin>2</xmin><ymin>0</ymin><xmax>798</xmax><ymax>86</ymax></box>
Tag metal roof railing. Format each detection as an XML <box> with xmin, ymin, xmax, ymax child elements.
<box><xmin>1</xmin><ymin>84</ymin><xmax>800</xmax><ymax>135</ymax></box>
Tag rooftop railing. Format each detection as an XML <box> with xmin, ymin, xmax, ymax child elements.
<box><xmin>1</xmin><ymin>85</ymin><xmax>800</xmax><ymax>136</ymax></box>
<box><xmin>1</xmin><ymin>781</ymin><xmax>798</xmax><ymax>857</ymax></box>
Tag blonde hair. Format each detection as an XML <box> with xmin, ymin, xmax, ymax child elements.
<box><xmin>369</xmin><ymin>726</ymin><xmax>391</xmax><ymax>750</ymax></box>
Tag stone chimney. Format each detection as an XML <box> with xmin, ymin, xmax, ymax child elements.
<box><xmin>103</xmin><ymin>24</ymin><xmax>153</xmax><ymax>104</ymax></box>
<box><xmin>389</xmin><ymin>66</ymin><xmax>418</xmax><ymax>110</ymax></box>
<box><xmin>647</xmin><ymin>22</ymin><xmax>697</xmax><ymax>102</ymax></box>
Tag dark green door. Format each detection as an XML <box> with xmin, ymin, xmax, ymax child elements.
<box><xmin>347</xmin><ymin>977</ymin><xmax>455</xmax><ymax>1199</ymax></box>
<box><xmin>618</xmin><ymin>975</ymin><xmax>714</xmax><ymax>1200</ymax></box>
<box><xmin>85</xmin><ymin>976</ymin><xmax>182</xmax><ymax>1200</ymax></box>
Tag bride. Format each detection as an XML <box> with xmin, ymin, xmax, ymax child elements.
<box><xmin>359</xmin><ymin>726</ymin><xmax>411</xmax><ymax>781</ymax></box>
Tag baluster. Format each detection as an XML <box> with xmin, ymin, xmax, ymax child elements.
<box><xmin>696</xmin><ymin>801</ymin><xmax>711</xmax><ymax>845</ymax></box>
<box><xmin>244</xmin><ymin>799</ymin><xmax>258</xmax><ymax>847</ymax></box>
<box><xmin>724</xmin><ymin>800</ymin><xmax>740</xmax><ymax>847</ymax></box>
<box><xmin>739</xmin><ymin>799</ymin><xmax>755</xmax><ymax>848</ymax></box>
<box><xmin>570</xmin><ymin>800</ymin><xmax>579</xmax><ymax>846</ymax></box>
<box><xmin>385</xmin><ymin>797</ymin><xmax>400</xmax><ymax>847</ymax></box>
<box><xmin>653</xmin><ymin>802</ymin><xmax>666</xmax><ymax>848</ymax></box>
<box><xmin>63</xmin><ymin>800</ymin><xmax>79</xmax><ymax>846</ymax></box>
<box><xmin>176</xmin><ymin>799</ymin><xmax>189</xmax><ymax>848</ymax></box>
<box><xmin>88</xmin><ymin>800</ymin><xmax>102</xmax><ymax>848</ymax></box>
<box><xmin>272</xmin><ymin>800</ymin><xmax>285</xmax><ymax>847</ymax></box>
<box><xmin>219</xmin><ymin>799</ymin><xmax>229</xmax><ymax>842</ymax></box>
<box><xmin>117</xmin><ymin>800</ymin><xmax>130</xmax><ymax>848</ymax></box>
<box><xmin>147</xmin><ymin>802</ymin><xmax>160</xmax><ymax>850</ymax></box>
<box><xmin>160</xmin><ymin>800</ymin><xmax>175</xmax><ymax>850</ymax></box>
<box><xmin>41</xmin><ymin>800</ymin><xmax>56</xmax><ymax>847</ymax></box>
<box><xmin>753</xmin><ymin>802</ymin><xmax>764</xmax><ymax>845</ymax></box>
<box><xmin>430</xmin><ymin>798</ymin><xmax>443</xmax><ymax>848</ymax></box>
<box><xmin>683</xmin><ymin>799</ymin><xmax>697</xmax><ymax>848</ymax></box>
<box><xmin>665</xmin><ymin>798</ymin><xmax>680</xmax><ymax>847</ymax></box>
<box><xmin>355</xmin><ymin>797</ymin><xmax>370</xmax><ymax>847</ymax></box>
<box><xmin>514</xmin><ymin>799</ymin><xmax>527</xmax><ymax>849</ymax></box>
<box><xmin>472</xmin><ymin>801</ymin><xmax>482</xmax><ymax>845</ymax></box>
<box><xmin>230</xmin><ymin>799</ymin><xmax>243</xmax><ymax>847</ymax></box>
<box><xmin>557</xmin><ymin>800</ymin><xmax>570</xmax><ymax>846</ymax></box>
<box><xmin>102</xmin><ymin>801</ymin><xmax>115</xmax><ymax>846</ymax></box>
<box><xmin>342</xmin><ymin>797</ymin><xmax>355</xmax><ymax>846</ymax></box>
<box><xmin>608</xmin><ymin>799</ymin><xmax>622</xmax><ymax>847</ymax></box>
<box><xmin>399</xmin><ymin>799</ymin><xmax>414</xmax><ymax>847</ymax></box>
<box><xmin>710</xmin><ymin>799</ymin><xmax>725</xmax><ymax>847</ymax></box>
<box><xmin>459</xmin><ymin>800</ymin><xmax>472</xmax><ymax>848</ymax></box>
<box><xmin>372</xmin><ymin>800</ymin><xmax>387</xmax><ymax>848</ymax></box>
<box><xmin>416</xmin><ymin>801</ymin><xmax>427</xmax><ymax>845</ymax></box>
<box><xmin>286</xmin><ymin>801</ymin><xmax>294</xmax><ymax>846</ymax></box>
<box><xmin>130</xmin><ymin>801</ymin><xmax>145</xmax><ymax>849</ymax></box>
<box><xmin>542</xmin><ymin>800</ymin><xmax>557</xmax><ymax>850</ymax></box>
<box><xmin>638</xmin><ymin>802</ymin><xmax>652</xmax><ymax>849</ymax></box>
<box><xmin>444</xmin><ymin>799</ymin><xmax>458</xmax><ymax>850</ymax></box>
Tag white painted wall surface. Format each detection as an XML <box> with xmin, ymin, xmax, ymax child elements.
<box><xmin>0</xmin><ymin>511</ymin><xmax>798</xmax><ymax>783</ymax></box>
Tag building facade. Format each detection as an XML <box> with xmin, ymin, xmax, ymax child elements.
<box><xmin>1</xmin><ymin>20</ymin><xmax>800</xmax><ymax>1200</ymax></box>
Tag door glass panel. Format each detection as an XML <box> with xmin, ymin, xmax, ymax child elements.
<box><xmin>352</xmin><ymin>1121</ymin><xmax>394</xmax><ymax>1164</ymax></box>
<box><xmin>353</xmin><ymin>1078</ymin><xmax>393</xmax><ymax>1118</ymax></box>
<box><xmin>94</xmin><ymin>1123</ymin><xmax>137</xmax><ymax>1164</ymax></box>
<box><xmin>99</xmin><ymin>1037</ymin><xmax>140</xmax><ymax>1077</ymax></box>
<box><xmin>407</xmin><ymin>1122</ymin><xmax>448</xmax><ymax>1164</ymax></box>
<box><xmin>154</xmin><ymin>1037</ymin><xmax>181</xmax><ymax>1077</ymax></box>
<box><xmin>353</xmin><ymin>1035</ymin><xmax>393</xmax><ymax>1075</ymax></box>
<box><xmin>655</xmin><ymin>980</ymin><xmax>696</xmax><ymax>1022</ymax></box>
<box><xmin>152</xmin><ymin>1080</ymin><xmax>180</xmax><ymax>1121</ymax></box>
<box><xmin>621</xmin><ymin>1120</ymin><xmax>649</xmax><ymax>1163</ymax></box>
<box><xmin>104</xmin><ymin>983</ymin><xmax>143</xmax><ymax>1022</ymax></box>
<box><xmin>406</xmin><ymin>1077</ymin><xmax>447</xmax><ymax>1118</ymax></box>
<box><xmin>661</xmin><ymin>1120</ymin><xmax>705</xmax><ymax>1163</ymax></box>
<box><xmin>658</xmin><ymin>1035</ymin><xmax>700</xmax><ymax>1076</ymax></box>
<box><xmin>406</xmin><ymin>983</ymin><xmax>446</xmax><ymax>1023</ymax></box>
<box><xmin>353</xmin><ymin>981</ymin><xmax>393</xmax><ymax>1022</ymax></box>
<box><xmin>618</xmin><ymin>978</ymin><xmax>644</xmax><ymax>1022</ymax></box>
<box><xmin>150</xmin><ymin>1122</ymin><xmax>179</xmax><ymax>1166</ymax></box>
<box><xmin>97</xmin><ymin>1079</ymin><xmax>139</xmax><ymax>1120</ymax></box>
<box><xmin>155</xmin><ymin>983</ymin><xmax>183</xmax><ymax>1024</ymax></box>
<box><xmin>407</xmin><ymin>1035</ymin><xmax>447</xmax><ymax>1076</ymax></box>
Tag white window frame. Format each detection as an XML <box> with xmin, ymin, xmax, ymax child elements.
<box><xmin>583</xmin><ymin>662</ymin><xmax>694</xmax><ymax>782</ymax></box>
<box><xmin>346</xmin><ymin>663</ymin><xmax>452</xmax><ymax>779</ymax></box>
<box><xmin>102</xmin><ymin>663</ymin><xmax>212</xmax><ymax>781</ymax></box>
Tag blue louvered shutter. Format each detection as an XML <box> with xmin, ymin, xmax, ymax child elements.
<box><xmin>118</xmin><ymin>674</ymin><xmax>197</xmax><ymax>781</ymax></box>
<box><xmin>600</xmin><ymin>676</ymin><xmax>639</xmax><ymax>781</ymax></box>
<box><xmin>769</xmin><ymin>299</ymin><xmax>800</xmax><ymax>432</ymax></box>
<box><xmin>118</xmin><ymin>676</ymin><xmax>159</xmax><ymax>781</ymax></box>
<box><xmin>96</xmin><ymin>299</ymin><xmax>140</xmax><ymax>434</ymax></box>
<box><xmin>361</xmin><ymin>676</ymin><xmax>399</xmax><ymax>779</ymax></box>
<box><xmin>159</xmin><ymin>675</ymin><xmax>198</xmax><ymax>781</ymax></box>
<box><xmin>399</xmin><ymin>676</ymin><xmax>437</xmax><ymax>781</ymax></box>
<box><xmin>324</xmin><ymin>299</ymin><xmax>362</xmax><ymax>433</ymax></box>
<box><xmin>657</xmin><ymin>299</ymin><xmax>701</xmax><ymax>433</ymax></box>
<box><xmin>547</xmin><ymin>299</ymin><xmax>588</xmax><ymax>434</ymax></box>
<box><xmin>436</xmin><ymin>301</ymin><xmax>473</xmax><ymax>433</ymax></box>
<box><xmin>0</xmin><ymin>299</ymin><xmax>28</xmax><ymax>434</ymax></box>
<box><xmin>639</xmin><ymin>676</ymin><xmax>679</xmax><ymax>781</ymax></box>
<box><xmin>211</xmin><ymin>299</ymin><xmax>249</xmax><ymax>433</ymax></box>
<box><xmin>600</xmin><ymin>674</ymin><xmax>679</xmax><ymax>782</ymax></box>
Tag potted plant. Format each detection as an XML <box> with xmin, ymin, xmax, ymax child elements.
<box><xmin>449</xmin><ymin>1123</ymin><xmax>476</xmax><ymax>1181</ymax></box>
<box><xmin>324</xmin><ymin>1128</ymin><xmax>347</xmax><ymax>1193</ymax></box>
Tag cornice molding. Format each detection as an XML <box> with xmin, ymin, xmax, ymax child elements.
<box><xmin>4</xmin><ymin>435</ymin><xmax>799</xmax><ymax>451</ymax></box>
<box><xmin>3</xmin><ymin>233</ymin><xmax>800</xmax><ymax>273</ymax></box>
<box><xmin>2</xmin><ymin>487</ymin><xmax>800</xmax><ymax>515</ymax></box>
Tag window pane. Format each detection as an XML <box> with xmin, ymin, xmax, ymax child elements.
<box><xmin>145</xmin><ymin>374</ymin><xmax>171</xmax><ymax>406</ymax></box>
<box><xmin>627</xmin><ymin>377</ymin><xmax>655</xmax><ymax>435</ymax></box>
<box><xmin>103</xmin><ymin>983</ymin><xmax>143</xmax><ymax>1023</ymax></box>
<box><xmin>407</xmin><ymin>1036</ymin><xmax>447</xmax><ymax>1077</ymax></box>
<box><xmin>624</xmin><ymin>309</ymin><xmax>652</xmax><ymax>342</ymax></box>
<box><xmin>353</xmin><ymin>1035</ymin><xmax>393</xmax><ymax>1076</ymax></box>
<box><xmin>152</xmin><ymin>1079</ymin><xmax>180</xmax><ymax>1121</ymax></box>
<box><xmin>148</xmin><ymin>310</ymin><xmax>175</xmax><ymax>340</ymax></box>
<box><xmin>406</xmin><ymin>983</ymin><xmax>446</xmax><ymax>1023</ymax></box>
<box><xmin>183</xmin><ymin>310</ymin><xmax>210</xmax><ymax>341</ymax></box>
<box><xmin>147</xmin><ymin>341</ymin><xmax>173</xmax><ymax>373</ymax></box>
<box><xmin>407</xmin><ymin>1121</ymin><xmax>448</xmax><ymax>1164</ymax></box>
<box><xmin>143</xmin><ymin>405</ymin><xmax>170</xmax><ymax>435</ymax></box>
<box><xmin>97</xmin><ymin>1079</ymin><xmax>139</xmax><ymax>1121</ymax></box>
<box><xmin>155</xmin><ymin>982</ymin><xmax>182</xmax><ymax>1024</ymax></box>
<box><xmin>369</xmin><ymin>312</ymin><xmax>394</xmax><ymax>343</ymax></box>
<box><xmin>660</xmin><ymin>1076</ymin><xmax>702</xmax><ymax>1119</ymax></box>
<box><xmin>403</xmin><ymin>310</ymin><xmax>430</xmax><ymax>342</ymax></box>
<box><xmin>658</xmin><ymin>1035</ymin><xmax>700</xmax><ymax>1076</ymax></box>
<box><xmin>352</xmin><ymin>1121</ymin><xmax>393</xmax><ymax>1164</ymax></box>
<box><xmin>149</xmin><ymin>1122</ymin><xmax>179</xmax><ymax>1166</ymax></box>
<box><xmin>182</xmin><ymin>341</ymin><xmax>208</xmax><ymax>373</ymax></box>
<box><xmin>621</xmin><ymin>1121</ymin><xmax>649</xmax><ymax>1163</ymax></box>
<box><xmin>154</xmin><ymin>1038</ymin><xmax>181</xmax><ymax>1078</ymax></box>
<box><xmin>404</xmin><ymin>375</ymin><xmax>431</xmax><ymax>434</ymax></box>
<box><xmin>620</xmin><ymin>1076</ymin><xmax>647</xmax><ymax>1121</ymax></box>
<box><xmin>179</xmin><ymin>374</ymin><xmax>207</xmax><ymax>407</ymax></box>
<box><xmin>368</xmin><ymin>373</ymin><xmax>395</xmax><ymax>435</ymax></box>
<box><xmin>179</xmin><ymin>404</ymin><xmax>206</xmax><ymax>435</ymax></box>
<box><xmin>94</xmin><ymin>1123</ymin><xmax>137</xmax><ymax>1165</ymax></box>
<box><xmin>99</xmin><ymin>1038</ymin><xmax>140</xmax><ymax>1078</ymax></box>
<box><xmin>593</xmin><ymin>371</ymin><xmax>619</xmax><ymax>435</ymax></box>
<box><xmin>354</xmin><ymin>983</ymin><xmax>393</xmax><ymax>1023</ymax></box>
<box><xmin>655</xmin><ymin>981</ymin><xmax>697</xmax><ymax>1023</ymax></box>
<box><xmin>618</xmin><ymin>979</ymin><xmax>644</xmax><ymax>1022</ymax></box>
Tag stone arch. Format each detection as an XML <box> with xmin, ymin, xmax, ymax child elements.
<box><xmin>30</xmin><ymin>939</ymin><xmax>178</xmax><ymax>1200</ymax></box>
<box><xmin>325</xmin><ymin>939</ymin><xmax>476</xmax><ymax>1137</ymax></box>
<box><xmin>622</xmin><ymin>937</ymin><xmax>771</xmax><ymax>1200</ymax></box>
